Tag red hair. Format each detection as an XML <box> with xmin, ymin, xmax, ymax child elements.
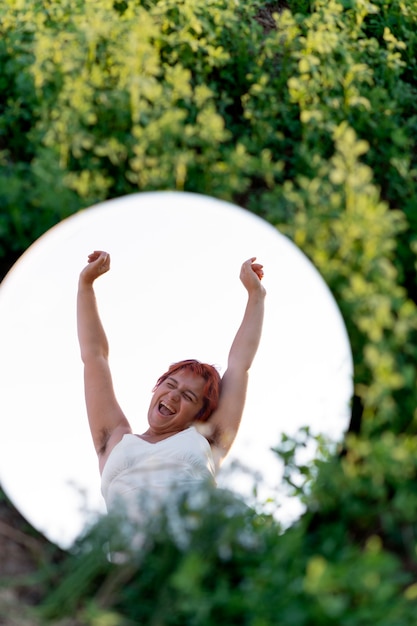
<box><xmin>154</xmin><ymin>359</ymin><xmax>221</xmax><ymax>422</ymax></box>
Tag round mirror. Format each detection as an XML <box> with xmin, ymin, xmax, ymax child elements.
<box><xmin>0</xmin><ymin>192</ymin><xmax>353</xmax><ymax>547</ymax></box>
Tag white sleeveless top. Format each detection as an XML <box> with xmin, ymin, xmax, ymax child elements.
<box><xmin>101</xmin><ymin>426</ymin><xmax>216</xmax><ymax>522</ymax></box>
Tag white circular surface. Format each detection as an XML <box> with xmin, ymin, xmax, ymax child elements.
<box><xmin>0</xmin><ymin>192</ymin><xmax>353</xmax><ymax>547</ymax></box>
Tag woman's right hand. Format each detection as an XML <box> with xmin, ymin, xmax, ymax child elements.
<box><xmin>79</xmin><ymin>251</ymin><xmax>111</xmax><ymax>285</ymax></box>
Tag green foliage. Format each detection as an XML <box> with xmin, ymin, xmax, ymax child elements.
<box><xmin>0</xmin><ymin>0</ymin><xmax>273</xmax><ymax>253</ymax></box>
<box><xmin>36</xmin><ymin>487</ymin><xmax>417</xmax><ymax>625</ymax></box>
<box><xmin>266</xmin><ymin>122</ymin><xmax>417</xmax><ymax>434</ymax></box>
<box><xmin>2</xmin><ymin>0</ymin><xmax>417</xmax><ymax>622</ymax></box>
<box><xmin>245</xmin><ymin>0</ymin><xmax>417</xmax><ymax>435</ymax></box>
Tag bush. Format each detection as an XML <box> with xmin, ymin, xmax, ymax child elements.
<box><xmin>2</xmin><ymin>0</ymin><xmax>417</xmax><ymax>622</ymax></box>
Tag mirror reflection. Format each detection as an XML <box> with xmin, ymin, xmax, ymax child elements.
<box><xmin>0</xmin><ymin>192</ymin><xmax>353</xmax><ymax>547</ymax></box>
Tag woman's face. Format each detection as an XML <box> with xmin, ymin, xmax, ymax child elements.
<box><xmin>147</xmin><ymin>369</ymin><xmax>206</xmax><ymax>435</ymax></box>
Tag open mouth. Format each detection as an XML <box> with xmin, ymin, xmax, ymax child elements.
<box><xmin>159</xmin><ymin>401</ymin><xmax>175</xmax><ymax>417</ymax></box>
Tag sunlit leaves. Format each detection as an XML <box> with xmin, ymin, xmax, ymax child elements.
<box><xmin>2</xmin><ymin>0</ymin><xmax>417</xmax><ymax>623</ymax></box>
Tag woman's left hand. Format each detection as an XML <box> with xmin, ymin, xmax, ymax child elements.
<box><xmin>79</xmin><ymin>250</ymin><xmax>111</xmax><ymax>285</ymax></box>
<box><xmin>240</xmin><ymin>257</ymin><xmax>266</xmax><ymax>296</ymax></box>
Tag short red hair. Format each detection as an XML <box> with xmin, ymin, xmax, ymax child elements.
<box><xmin>154</xmin><ymin>359</ymin><xmax>221</xmax><ymax>422</ymax></box>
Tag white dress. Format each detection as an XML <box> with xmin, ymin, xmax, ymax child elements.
<box><xmin>101</xmin><ymin>426</ymin><xmax>216</xmax><ymax>524</ymax></box>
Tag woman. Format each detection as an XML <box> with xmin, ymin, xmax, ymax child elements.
<box><xmin>77</xmin><ymin>251</ymin><xmax>265</xmax><ymax>525</ymax></box>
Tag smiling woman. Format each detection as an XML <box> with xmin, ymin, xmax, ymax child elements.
<box><xmin>154</xmin><ymin>361</ymin><xmax>220</xmax><ymax>422</ymax></box>
<box><xmin>153</xmin><ymin>369</ymin><xmax>209</xmax><ymax>421</ymax></box>
<box><xmin>77</xmin><ymin>246</ymin><xmax>265</xmax><ymax>530</ymax></box>
<box><xmin>0</xmin><ymin>192</ymin><xmax>353</xmax><ymax>548</ymax></box>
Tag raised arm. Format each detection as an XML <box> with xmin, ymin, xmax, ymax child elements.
<box><xmin>77</xmin><ymin>251</ymin><xmax>131</xmax><ymax>464</ymax></box>
<box><xmin>208</xmin><ymin>257</ymin><xmax>266</xmax><ymax>467</ymax></box>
